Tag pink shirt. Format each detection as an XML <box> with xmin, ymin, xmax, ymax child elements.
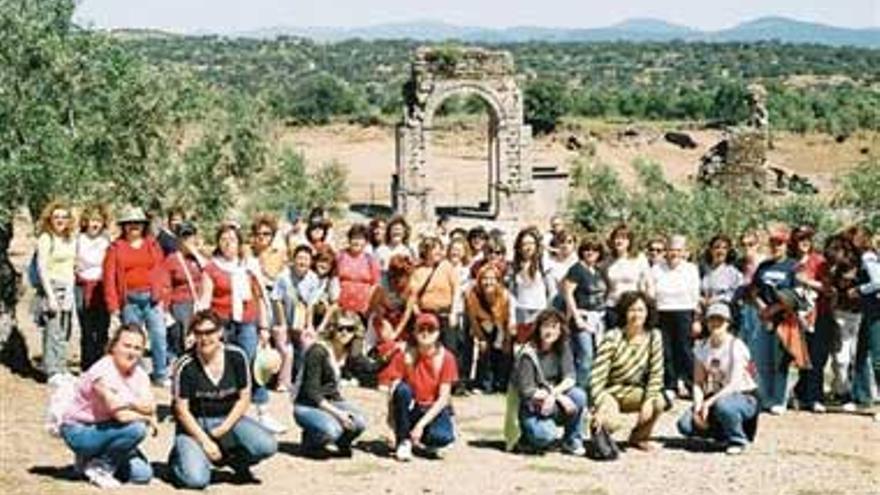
<box><xmin>63</xmin><ymin>356</ymin><xmax>152</xmax><ymax>424</ymax></box>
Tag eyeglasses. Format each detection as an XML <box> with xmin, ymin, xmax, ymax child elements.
<box><xmin>256</xmin><ymin>231</ymin><xmax>274</xmax><ymax>238</ymax></box>
<box><xmin>648</xmin><ymin>247</ymin><xmax>665</xmax><ymax>253</ymax></box>
<box><xmin>338</xmin><ymin>325</ymin><xmax>356</xmax><ymax>334</ymax></box>
<box><xmin>192</xmin><ymin>326</ymin><xmax>220</xmax><ymax>336</ymax></box>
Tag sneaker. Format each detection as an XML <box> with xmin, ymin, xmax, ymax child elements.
<box><xmin>663</xmin><ymin>390</ymin><xmax>676</xmax><ymax>411</ymax></box>
<box><xmin>83</xmin><ymin>459</ymin><xmax>121</xmax><ymax>489</ymax></box>
<box><xmin>811</xmin><ymin>402</ymin><xmax>827</xmax><ymax>414</ymax></box>
<box><xmin>768</xmin><ymin>405</ymin><xmax>786</xmax><ymax>416</ymax></box>
<box><xmin>232</xmin><ymin>466</ymin><xmax>260</xmax><ymax>484</ymax></box>
<box><xmin>395</xmin><ymin>440</ymin><xmax>413</xmax><ymax>462</ymax></box>
<box><xmin>257</xmin><ymin>412</ymin><xmax>288</xmax><ymax>434</ymax></box>
<box><xmin>423</xmin><ymin>445</ymin><xmax>446</xmax><ymax>459</ymax></box>
<box><xmin>152</xmin><ymin>377</ymin><xmax>172</xmax><ymax>389</ymax></box>
<box><xmin>725</xmin><ymin>445</ymin><xmax>745</xmax><ymax>456</ymax></box>
<box><xmin>562</xmin><ymin>442</ymin><xmax>586</xmax><ymax>457</ymax></box>
<box><xmin>841</xmin><ymin>402</ymin><xmax>857</xmax><ymax>413</ymax></box>
<box><xmin>73</xmin><ymin>453</ymin><xmax>87</xmax><ymax>476</ymax></box>
<box><xmin>873</xmin><ymin>412</ymin><xmax>880</xmax><ymax>423</ymax></box>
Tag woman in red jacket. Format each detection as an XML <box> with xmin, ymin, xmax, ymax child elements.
<box><xmin>103</xmin><ymin>206</ymin><xmax>169</xmax><ymax>385</ymax></box>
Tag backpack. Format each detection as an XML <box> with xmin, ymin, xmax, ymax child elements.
<box><xmin>45</xmin><ymin>373</ymin><xmax>77</xmax><ymax>437</ymax></box>
<box><xmin>27</xmin><ymin>235</ymin><xmax>55</xmax><ymax>293</ymax></box>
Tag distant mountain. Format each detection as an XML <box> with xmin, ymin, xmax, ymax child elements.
<box><xmin>232</xmin><ymin>16</ymin><xmax>880</xmax><ymax>48</ymax></box>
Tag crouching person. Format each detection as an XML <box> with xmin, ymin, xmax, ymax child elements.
<box><xmin>677</xmin><ymin>302</ymin><xmax>759</xmax><ymax>455</ymax></box>
<box><xmin>389</xmin><ymin>313</ymin><xmax>458</xmax><ymax>461</ymax></box>
<box><xmin>60</xmin><ymin>324</ymin><xmax>157</xmax><ymax>488</ymax></box>
<box><xmin>511</xmin><ymin>309</ymin><xmax>586</xmax><ymax>455</ymax></box>
<box><xmin>293</xmin><ymin>312</ymin><xmax>368</xmax><ymax>458</ymax></box>
<box><xmin>169</xmin><ymin>310</ymin><xmax>277</xmax><ymax>489</ymax></box>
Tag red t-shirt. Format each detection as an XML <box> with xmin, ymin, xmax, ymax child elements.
<box><xmin>389</xmin><ymin>348</ymin><xmax>458</xmax><ymax>406</ymax></box>
<box><xmin>204</xmin><ymin>262</ymin><xmax>259</xmax><ymax>323</ymax></box>
<box><xmin>117</xmin><ymin>241</ymin><xmax>154</xmax><ymax>291</ymax></box>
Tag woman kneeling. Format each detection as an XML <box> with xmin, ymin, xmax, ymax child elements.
<box><xmin>60</xmin><ymin>324</ymin><xmax>157</xmax><ymax>488</ymax></box>
<box><xmin>169</xmin><ymin>311</ymin><xmax>277</xmax><ymax>489</ymax></box>
<box><xmin>293</xmin><ymin>311</ymin><xmax>368</xmax><ymax>458</ymax></box>
<box><xmin>512</xmin><ymin>309</ymin><xmax>586</xmax><ymax>455</ymax></box>
<box><xmin>389</xmin><ymin>313</ymin><xmax>458</xmax><ymax>461</ymax></box>
<box><xmin>677</xmin><ymin>302</ymin><xmax>759</xmax><ymax>455</ymax></box>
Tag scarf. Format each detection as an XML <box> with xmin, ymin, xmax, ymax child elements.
<box><xmin>212</xmin><ymin>256</ymin><xmax>253</xmax><ymax>322</ymax></box>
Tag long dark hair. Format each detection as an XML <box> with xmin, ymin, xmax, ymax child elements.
<box><xmin>529</xmin><ymin>309</ymin><xmax>568</xmax><ymax>355</ymax></box>
<box><xmin>513</xmin><ymin>227</ymin><xmax>544</xmax><ymax>280</ymax></box>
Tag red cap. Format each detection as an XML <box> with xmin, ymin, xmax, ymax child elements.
<box><xmin>415</xmin><ymin>313</ymin><xmax>440</xmax><ymax>330</ymax></box>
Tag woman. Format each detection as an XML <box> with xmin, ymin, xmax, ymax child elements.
<box><xmin>846</xmin><ymin>225</ymin><xmax>880</xmax><ymax>413</ymax></box>
<box><xmin>61</xmin><ymin>324</ymin><xmax>156</xmax><ymax>488</ymax></box>
<box><xmin>651</xmin><ymin>235</ymin><xmax>701</xmax><ymax>401</ymax></box>
<box><xmin>169</xmin><ymin>311</ymin><xmax>277</xmax><ymax>489</ymax></box>
<box><xmin>562</xmin><ymin>235</ymin><xmax>609</xmax><ymax>388</ymax></box>
<box><xmin>199</xmin><ymin>225</ymin><xmax>281</xmax><ymax>432</ymax></box>
<box><xmin>735</xmin><ymin>230</ymin><xmax>767</xmax><ymax>363</ymax></box>
<box><xmin>367</xmin><ymin>217</ymin><xmax>387</xmax><ymax>256</ymax></box>
<box><xmin>700</xmin><ymin>234</ymin><xmax>744</xmax><ymax>306</ymax></box>
<box><xmin>293</xmin><ymin>312</ymin><xmax>368</xmax><ymax>458</ymax></box>
<box><xmin>510</xmin><ymin>228</ymin><xmax>554</xmax><ymax>327</ymax></box>
<box><xmin>789</xmin><ymin>226</ymin><xmax>831</xmax><ymax>413</ymax></box>
<box><xmin>161</xmin><ymin>222</ymin><xmax>205</xmax><ymax>365</ymax></box>
<box><xmin>590</xmin><ymin>291</ymin><xmax>665</xmax><ymax>453</ymax></box>
<box><xmin>677</xmin><ymin>302</ymin><xmax>759</xmax><ymax>455</ymax></box>
<box><xmin>305</xmin><ymin>216</ymin><xmax>331</xmax><ymax>253</ymax></box>
<box><xmin>336</xmin><ymin>224</ymin><xmax>381</xmax><ymax>320</ymax></box>
<box><xmin>604</xmin><ymin>224</ymin><xmax>654</xmax><ymax>329</ymax></box>
<box><xmin>367</xmin><ymin>254</ymin><xmax>415</xmax><ymax>387</ymax></box>
<box><xmin>465</xmin><ymin>262</ymin><xmax>516</xmax><ymax>393</ymax></box>
<box><xmin>35</xmin><ymin>200</ymin><xmax>77</xmax><ymax>380</ymax></box>
<box><xmin>103</xmin><ymin>206</ymin><xmax>168</xmax><ymax>385</ymax></box>
<box><xmin>388</xmin><ymin>313</ymin><xmax>458</xmax><ymax>462</ymax></box>
<box><xmin>271</xmin><ymin>244</ymin><xmax>322</xmax><ymax>391</ymax></box>
<box><xmin>510</xmin><ymin>309</ymin><xmax>586</xmax><ymax>455</ymax></box>
<box><xmin>375</xmin><ymin>216</ymin><xmax>414</xmax><ymax>271</ymax></box>
<box><xmin>410</xmin><ymin>236</ymin><xmax>461</xmax><ymax>387</ymax></box>
<box><xmin>750</xmin><ymin>227</ymin><xmax>801</xmax><ymax>415</ymax></box>
<box><xmin>824</xmin><ymin>234</ymin><xmax>862</xmax><ymax>407</ymax></box>
<box><xmin>467</xmin><ymin>227</ymin><xmax>489</xmax><ymax>268</ymax></box>
<box><xmin>75</xmin><ymin>204</ymin><xmax>112</xmax><ymax>372</ymax></box>
<box><xmin>312</xmin><ymin>246</ymin><xmax>341</xmax><ymax>332</ymax></box>
<box><xmin>545</xmin><ymin>231</ymin><xmax>578</xmax><ymax>298</ymax></box>
<box><xmin>470</xmin><ymin>236</ymin><xmax>509</xmax><ymax>282</ymax></box>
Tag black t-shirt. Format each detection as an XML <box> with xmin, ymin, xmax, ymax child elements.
<box><xmin>564</xmin><ymin>262</ymin><xmax>608</xmax><ymax>311</ymax></box>
<box><xmin>296</xmin><ymin>343</ymin><xmax>343</xmax><ymax>407</ymax></box>
<box><xmin>175</xmin><ymin>345</ymin><xmax>250</xmax><ymax>418</ymax></box>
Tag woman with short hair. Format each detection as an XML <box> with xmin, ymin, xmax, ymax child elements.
<box><xmin>375</xmin><ymin>216</ymin><xmax>414</xmax><ymax>271</ymax></box>
<box><xmin>75</xmin><ymin>203</ymin><xmax>112</xmax><ymax>372</ymax></box>
<box><xmin>293</xmin><ymin>311</ymin><xmax>368</xmax><ymax>458</ymax></box>
<box><xmin>336</xmin><ymin>224</ymin><xmax>381</xmax><ymax>320</ymax></box>
<box><xmin>590</xmin><ymin>291</ymin><xmax>665</xmax><ymax>454</ymax></box>
<box><xmin>169</xmin><ymin>310</ymin><xmax>277</xmax><ymax>489</ymax></box>
<box><xmin>61</xmin><ymin>324</ymin><xmax>157</xmax><ymax>488</ymax></box>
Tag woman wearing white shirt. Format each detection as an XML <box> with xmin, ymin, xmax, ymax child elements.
<box><xmin>511</xmin><ymin>228</ymin><xmax>554</xmax><ymax>327</ymax></box>
<box><xmin>75</xmin><ymin>204</ymin><xmax>112</xmax><ymax>371</ymax></box>
<box><xmin>604</xmin><ymin>224</ymin><xmax>654</xmax><ymax>329</ymax></box>
<box><xmin>652</xmin><ymin>234</ymin><xmax>701</xmax><ymax>401</ymax></box>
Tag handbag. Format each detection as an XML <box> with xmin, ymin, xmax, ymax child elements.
<box><xmin>588</xmin><ymin>424</ymin><xmax>619</xmax><ymax>461</ymax></box>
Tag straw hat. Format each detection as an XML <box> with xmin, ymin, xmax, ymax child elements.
<box><xmin>253</xmin><ymin>344</ymin><xmax>282</xmax><ymax>386</ymax></box>
<box><xmin>117</xmin><ymin>206</ymin><xmax>148</xmax><ymax>225</ymax></box>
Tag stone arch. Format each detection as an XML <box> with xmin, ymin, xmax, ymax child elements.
<box><xmin>394</xmin><ymin>47</ymin><xmax>534</xmax><ymax>222</ymax></box>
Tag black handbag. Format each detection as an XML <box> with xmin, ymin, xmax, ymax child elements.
<box><xmin>589</xmin><ymin>424</ymin><xmax>619</xmax><ymax>461</ymax></box>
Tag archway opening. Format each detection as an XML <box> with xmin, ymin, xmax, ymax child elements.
<box><xmin>425</xmin><ymin>92</ymin><xmax>500</xmax><ymax>215</ymax></box>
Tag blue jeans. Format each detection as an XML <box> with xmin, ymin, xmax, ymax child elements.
<box><xmin>519</xmin><ymin>387</ymin><xmax>586</xmax><ymax>450</ymax></box>
<box><xmin>853</xmin><ymin>311</ymin><xmax>880</xmax><ymax>405</ymax></box>
<box><xmin>752</xmin><ymin>320</ymin><xmax>789</xmax><ymax>409</ymax></box>
<box><xmin>795</xmin><ymin>312</ymin><xmax>832</xmax><ymax>406</ymax></box>
<box><xmin>392</xmin><ymin>382</ymin><xmax>455</xmax><ymax>448</ymax></box>
<box><xmin>293</xmin><ymin>401</ymin><xmax>367</xmax><ymax>449</ymax></box>
<box><xmin>570</xmin><ymin>329</ymin><xmax>595</xmax><ymax>391</ymax></box>
<box><xmin>122</xmin><ymin>291</ymin><xmax>167</xmax><ymax>381</ymax></box>
<box><xmin>60</xmin><ymin>421</ymin><xmax>152</xmax><ymax>484</ymax></box>
<box><xmin>677</xmin><ymin>392</ymin><xmax>759</xmax><ymax>446</ymax></box>
<box><xmin>223</xmin><ymin>320</ymin><xmax>268</xmax><ymax>405</ymax></box>
<box><xmin>169</xmin><ymin>416</ymin><xmax>277</xmax><ymax>490</ymax></box>
<box><xmin>737</xmin><ymin>303</ymin><xmax>762</xmax><ymax>353</ymax></box>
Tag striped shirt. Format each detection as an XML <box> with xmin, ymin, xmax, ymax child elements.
<box><xmin>590</xmin><ymin>328</ymin><xmax>664</xmax><ymax>403</ymax></box>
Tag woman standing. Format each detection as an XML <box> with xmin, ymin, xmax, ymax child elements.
<box><xmin>735</xmin><ymin>230</ymin><xmax>767</xmax><ymax>363</ymax></box>
<box><xmin>367</xmin><ymin>217</ymin><xmax>387</xmax><ymax>256</ymax></box>
<box><xmin>293</xmin><ymin>312</ymin><xmax>368</xmax><ymax>458</ymax></box>
<box><xmin>651</xmin><ymin>235</ymin><xmax>701</xmax><ymax>401</ymax></box>
<box><xmin>75</xmin><ymin>204</ymin><xmax>112</xmax><ymax>372</ymax></box>
<box><xmin>61</xmin><ymin>324</ymin><xmax>156</xmax><ymax>488</ymax></box>
<box><xmin>590</xmin><ymin>291</ymin><xmax>665</xmax><ymax>453</ymax></box>
<box><xmin>604</xmin><ymin>224</ymin><xmax>654</xmax><ymax>329</ymax></box>
<box><xmin>511</xmin><ymin>228</ymin><xmax>554</xmax><ymax>328</ymax></box>
<box><xmin>465</xmin><ymin>263</ymin><xmax>516</xmax><ymax>393</ymax></box>
<box><xmin>544</xmin><ymin>231</ymin><xmax>578</xmax><ymax>301</ymax></box>
<box><xmin>367</xmin><ymin>254</ymin><xmax>415</xmax><ymax>387</ymax></box>
<box><xmin>199</xmin><ymin>225</ymin><xmax>282</xmax><ymax>432</ymax></box>
<box><xmin>388</xmin><ymin>313</ymin><xmax>458</xmax><ymax>462</ymax></box>
<box><xmin>161</xmin><ymin>222</ymin><xmax>204</xmax><ymax>366</ymax></box>
<box><xmin>700</xmin><ymin>234</ymin><xmax>744</xmax><ymax>306</ymax></box>
<box><xmin>562</xmin><ymin>235</ymin><xmax>609</xmax><ymax>389</ymax></box>
<box><xmin>510</xmin><ymin>309</ymin><xmax>586</xmax><ymax>455</ymax></box>
<box><xmin>35</xmin><ymin>200</ymin><xmax>77</xmax><ymax>380</ymax></box>
<box><xmin>312</xmin><ymin>246</ymin><xmax>341</xmax><ymax>332</ymax></box>
<box><xmin>336</xmin><ymin>224</ymin><xmax>382</xmax><ymax>320</ymax></box>
<box><xmin>375</xmin><ymin>216</ymin><xmax>414</xmax><ymax>271</ymax></box>
<box><xmin>824</xmin><ymin>234</ymin><xmax>862</xmax><ymax>407</ymax></box>
<box><xmin>846</xmin><ymin>225</ymin><xmax>880</xmax><ymax>413</ymax></box>
<box><xmin>103</xmin><ymin>206</ymin><xmax>168</xmax><ymax>385</ymax></box>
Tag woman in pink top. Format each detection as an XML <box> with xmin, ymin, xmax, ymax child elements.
<box><xmin>60</xmin><ymin>324</ymin><xmax>157</xmax><ymax>488</ymax></box>
<box><xmin>336</xmin><ymin>224</ymin><xmax>381</xmax><ymax>318</ymax></box>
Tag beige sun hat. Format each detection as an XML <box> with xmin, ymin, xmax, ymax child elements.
<box><xmin>253</xmin><ymin>344</ymin><xmax>282</xmax><ymax>387</ymax></box>
<box><xmin>116</xmin><ymin>205</ymin><xmax>149</xmax><ymax>225</ymax></box>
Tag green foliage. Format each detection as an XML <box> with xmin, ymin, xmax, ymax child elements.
<box><xmin>274</xmin><ymin>72</ymin><xmax>364</xmax><ymax>125</ymax></box>
<box><xmin>250</xmin><ymin>150</ymin><xmax>349</xmax><ymax>219</ymax></box>
<box><xmin>524</xmin><ymin>79</ymin><xmax>570</xmax><ymax>135</ymax></box>
<box><xmin>834</xmin><ymin>158</ymin><xmax>880</xmax><ymax>230</ymax></box>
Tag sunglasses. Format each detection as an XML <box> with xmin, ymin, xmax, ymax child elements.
<box><xmin>415</xmin><ymin>325</ymin><xmax>438</xmax><ymax>334</ymax></box>
<box><xmin>648</xmin><ymin>247</ymin><xmax>665</xmax><ymax>253</ymax></box>
<box><xmin>192</xmin><ymin>326</ymin><xmax>220</xmax><ymax>336</ymax></box>
<box><xmin>256</xmin><ymin>231</ymin><xmax>274</xmax><ymax>237</ymax></box>
<box><xmin>338</xmin><ymin>325</ymin><xmax>357</xmax><ymax>334</ymax></box>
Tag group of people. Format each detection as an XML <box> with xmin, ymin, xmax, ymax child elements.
<box><xmin>21</xmin><ymin>199</ymin><xmax>880</xmax><ymax>489</ymax></box>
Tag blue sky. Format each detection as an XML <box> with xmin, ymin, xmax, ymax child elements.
<box><xmin>74</xmin><ymin>0</ymin><xmax>878</xmax><ymax>33</ymax></box>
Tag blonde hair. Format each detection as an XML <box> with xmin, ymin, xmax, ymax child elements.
<box><xmin>79</xmin><ymin>203</ymin><xmax>111</xmax><ymax>233</ymax></box>
<box><xmin>37</xmin><ymin>199</ymin><xmax>73</xmax><ymax>239</ymax></box>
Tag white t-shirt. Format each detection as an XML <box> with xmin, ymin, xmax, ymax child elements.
<box><xmin>76</xmin><ymin>233</ymin><xmax>110</xmax><ymax>282</ymax></box>
<box><xmin>651</xmin><ymin>260</ymin><xmax>700</xmax><ymax>311</ymax></box>
<box><xmin>694</xmin><ymin>335</ymin><xmax>757</xmax><ymax>396</ymax></box>
<box><xmin>513</xmin><ymin>268</ymin><xmax>553</xmax><ymax>311</ymax></box>
<box><xmin>605</xmin><ymin>254</ymin><xmax>651</xmax><ymax>306</ymax></box>
<box><xmin>375</xmin><ymin>243</ymin><xmax>415</xmax><ymax>271</ymax></box>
